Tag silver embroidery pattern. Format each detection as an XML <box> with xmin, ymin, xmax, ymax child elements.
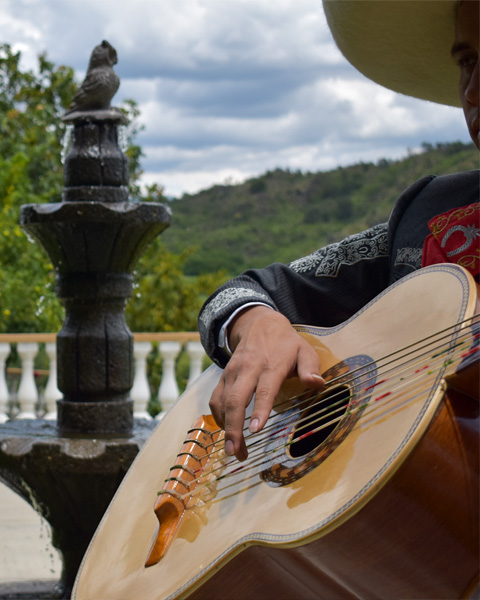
<box><xmin>199</xmin><ymin>287</ymin><xmax>271</xmax><ymax>330</ymax></box>
<box><xmin>289</xmin><ymin>223</ymin><xmax>388</xmax><ymax>278</ymax></box>
<box><xmin>395</xmin><ymin>247</ymin><xmax>423</xmax><ymax>270</ymax></box>
<box><xmin>441</xmin><ymin>224</ymin><xmax>480</xmax><ymax>256</ymax></box>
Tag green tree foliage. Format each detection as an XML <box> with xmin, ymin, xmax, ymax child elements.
<box><xmin>124</xmin><ymin>181</ymin><xmax>229</xmax><ymax>331</ymax></box>
<box><xmin>0</xmin><ymin>44</ymin><xmax>76</xmax><ymax>332</ymax></box>
<box><xmin>0</xmin><ymin>44</ymin><xmax>227</xmax><ymax>333</ymax></box>
<box><xmin>121</xmin><ymin>98</ymin><xmax>145</xmax><ymax>200</ymax></box>
<box><xmin>126</xmin><ymin>242</ymin><xmax>228</xmax><ymax>332</ymax></box>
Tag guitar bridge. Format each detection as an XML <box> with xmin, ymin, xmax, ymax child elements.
<box><xmin>145</xmin><ymin>414</ymin><xmax>223</xmax><ymax>566</ymax></box>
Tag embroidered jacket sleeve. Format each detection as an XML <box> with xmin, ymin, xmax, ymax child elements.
<box><xmin>198</xmin><ymin>171</ymin><xmax>479</xmax><ymax>367</ymax></box>
<box><xmin>198</xmin><ymin>223</ymin><xmax>390</xmax><ymax>366</ymax></box>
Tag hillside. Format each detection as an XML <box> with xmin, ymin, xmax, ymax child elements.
<box><xmin>161</xmin><ymin>142</ymin><xmax>479</xmax><ymax>276</ymax></box>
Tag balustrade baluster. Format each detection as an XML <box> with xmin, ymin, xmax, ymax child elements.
<box><xmin>44</xmin><ymin>342</ymin><xmax>61</xmax><ymax>420</ymax></box>
<box><xmin>16</xmin><ymin>342</ymin><xmax>39</xmax><ymax>419</ymax></box>
<box><xmin>0</xmin><ymin>333</ymin><xmax>206</xmax><ymax>423</ymax></box>
<box><xmin>186</xmin><ymin>341</ymin><xmax>205</xmax><ymax>388</ymax></box>
<box><xmin>156</xmin><ymin>341</ymin><xmax>181</xmax><ymax>420</ymax></box>
<box><xmin>132</xmin><ymin>341</ymin><xmax>153</xmax><ymax>419</ymax></box>
<box><xmin>0</xmin><ymin>343</ymin><xmax>10</xmax><ymax>423</ymax></box>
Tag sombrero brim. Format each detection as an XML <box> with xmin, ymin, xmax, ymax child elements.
<box><xmin>323</xmin><ymin>0</ymin><xmax>461</xmax><ymax>108</ymax></box>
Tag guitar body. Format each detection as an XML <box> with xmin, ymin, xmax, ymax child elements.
<box><xmin>73</xmin><ymin>265</ymin><xmax>480</xmax><ymax>600</ymax></box>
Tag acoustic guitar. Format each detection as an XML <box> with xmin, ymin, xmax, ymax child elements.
<box><xmin>72</xmin><ymin>264</ymin><xmax>479</xmax><ymax>600</ymax></box>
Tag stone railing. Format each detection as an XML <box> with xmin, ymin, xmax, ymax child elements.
<box><xmin>0</xmin><ymin>332</ymin><xmax>207</xmax><ymax>424</ymax></box>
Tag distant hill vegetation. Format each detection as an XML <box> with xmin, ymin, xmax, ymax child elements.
<box><xmin>162</xmin><ymin>141</ymin><xmax>479</xmax><ymax>277</ymax></box>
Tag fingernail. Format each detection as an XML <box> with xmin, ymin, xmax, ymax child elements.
<box><xmin>249</xmin><ymin>418</ymin><xmax>259</xmax><ymax>433</ymax></box>
<box><xmin>225</xmin><ymin>440</ymin><xmax>235</xmax><ymax>456</ymax></box>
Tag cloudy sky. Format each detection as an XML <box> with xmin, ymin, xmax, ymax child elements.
<box><xmin>1</xmin><ymin>0</ymin><xmax>472</xmax><ymax>198</ymax></box>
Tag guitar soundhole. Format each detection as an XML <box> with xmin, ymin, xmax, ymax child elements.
<box><xmin>261</xmin><ymin>354</ymin><xmax>375</xmax><ymax>486</ymax></box>
<box><xmin>289</xmin><ymin>385</ymin><xmax>351</xmax><ymax>458</ymax></box>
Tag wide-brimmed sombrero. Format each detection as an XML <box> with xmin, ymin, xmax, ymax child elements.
<box><xmin>323</xmin><ymin>0</ymin><xmax>461</xmax><ymax>107</ymax></box>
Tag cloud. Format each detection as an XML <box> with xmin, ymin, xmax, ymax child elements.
<box><xmin>0</xmin><ymin>0</ymin><xmax>472</xmax><ymax>197</ymax></box>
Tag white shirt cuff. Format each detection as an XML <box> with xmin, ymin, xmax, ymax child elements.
<box><xmin>218</xmin><ymin>302</ymin><xmax>273</xmax><ymax>355</ymax></box>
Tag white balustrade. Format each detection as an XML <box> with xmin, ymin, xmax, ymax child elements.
<box><xmin>0</xmin><ymin>343</ymin><xmax>10</xmax><ymax>423</ymax></box>
<box><xmin>0</xmin><ymin>334</ymin><xmax>207</xmax><ymax>423</ymax></box>
<box><xmin>43</xmin><ymin>343</ymin><xmax>61</xmax><ymax>419</ymax></box>
<box><xmin>186</xmin><ymin>341</ymin><xmax>205</xmax><ymax>388</ymax></box>
<box><xmin>16</xmin><ymin>342</ymin><xmax>39</xmax><ymax>419</ymax></box>
<box><xmin>131</xmin><ymin>341</ymin><xmax>153</xmax><ymax>419</ymax></box>
<box><xmin>156</xmin><ymin>341</ymin><xmax>181</xmax><ymax>419</ymax></box>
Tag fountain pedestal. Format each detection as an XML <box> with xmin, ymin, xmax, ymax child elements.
<box><xmin>20</xmin><ymin>199</ymin><xmax>170</xmax><ymax>435</ymax></box>
<box><xmin>0</xmin><ymin>420</ymin><xmax>156</xmax><ymax>598</ymax></box>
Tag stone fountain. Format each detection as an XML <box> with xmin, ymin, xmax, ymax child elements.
<box><xmin>0</xmin><ymin>41</ymin><xmax>171</xmax><ymax>598</ymax></box>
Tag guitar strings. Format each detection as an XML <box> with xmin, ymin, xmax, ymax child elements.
<box><xmin>189</xmin><ymin>332</ymin><xmax>476</xmax><ymax>497</ymax></box>
<box><xmin>264</xmin><ymin>321</ymin><xmax>479</xmax><ymax>445</ymax></box>
<box><xmin>189</xmin><ymin>315</ymin><xmax>480</xmax><ymax>483</ymax></box>
<box><xmin>245</xmin><ymin>319</ymin><xmax>480</xmax><ymax>456</ymax></box>
<box><xmin>162</xmin><ymin>314</ymin><xmax>480</xmax><ymax>496</ymax></box>
<box><xmin>201</xmin><ymin>313</ymin><xmax>479</xmax><ymax>460</ymax></box>
<box><xmin>203</xmin><ymin>384</ymin><xmax>435</xmax><ymax>501</ymax></box>
<box><xmin>184</xmin><ymin>378</ymin><xmax>450</xmax><ymax>504</ymax></box>
<box><xmin>172</xmin><ymin>315</ymin><xmax>479</xmax><ymax>502</ymax></box>
<box><xmin>205</xmin><ymin>311</ymin><xmax>480</xmax><ymax>447</ymax></box>
<box><xmin>190</xmin><ymin>364</ymin><xmax>469</xmax><ymax>503</ymax></box>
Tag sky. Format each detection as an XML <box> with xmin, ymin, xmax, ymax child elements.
<box><xmin>0</xmin><ymin>0</ymin><xmax>472</xmax><ymax>198</ymax></box>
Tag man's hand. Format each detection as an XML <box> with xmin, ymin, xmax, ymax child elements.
<box><xmin>209</xmin><ymin>306</ymin><xmax>324</xmax><ymax>461</ymax></box>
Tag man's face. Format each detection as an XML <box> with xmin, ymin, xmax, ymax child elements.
<box><xmin>451</xmin><ymin>0</ymin><xmax>479</xmax><ymax>149</ymax></box>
